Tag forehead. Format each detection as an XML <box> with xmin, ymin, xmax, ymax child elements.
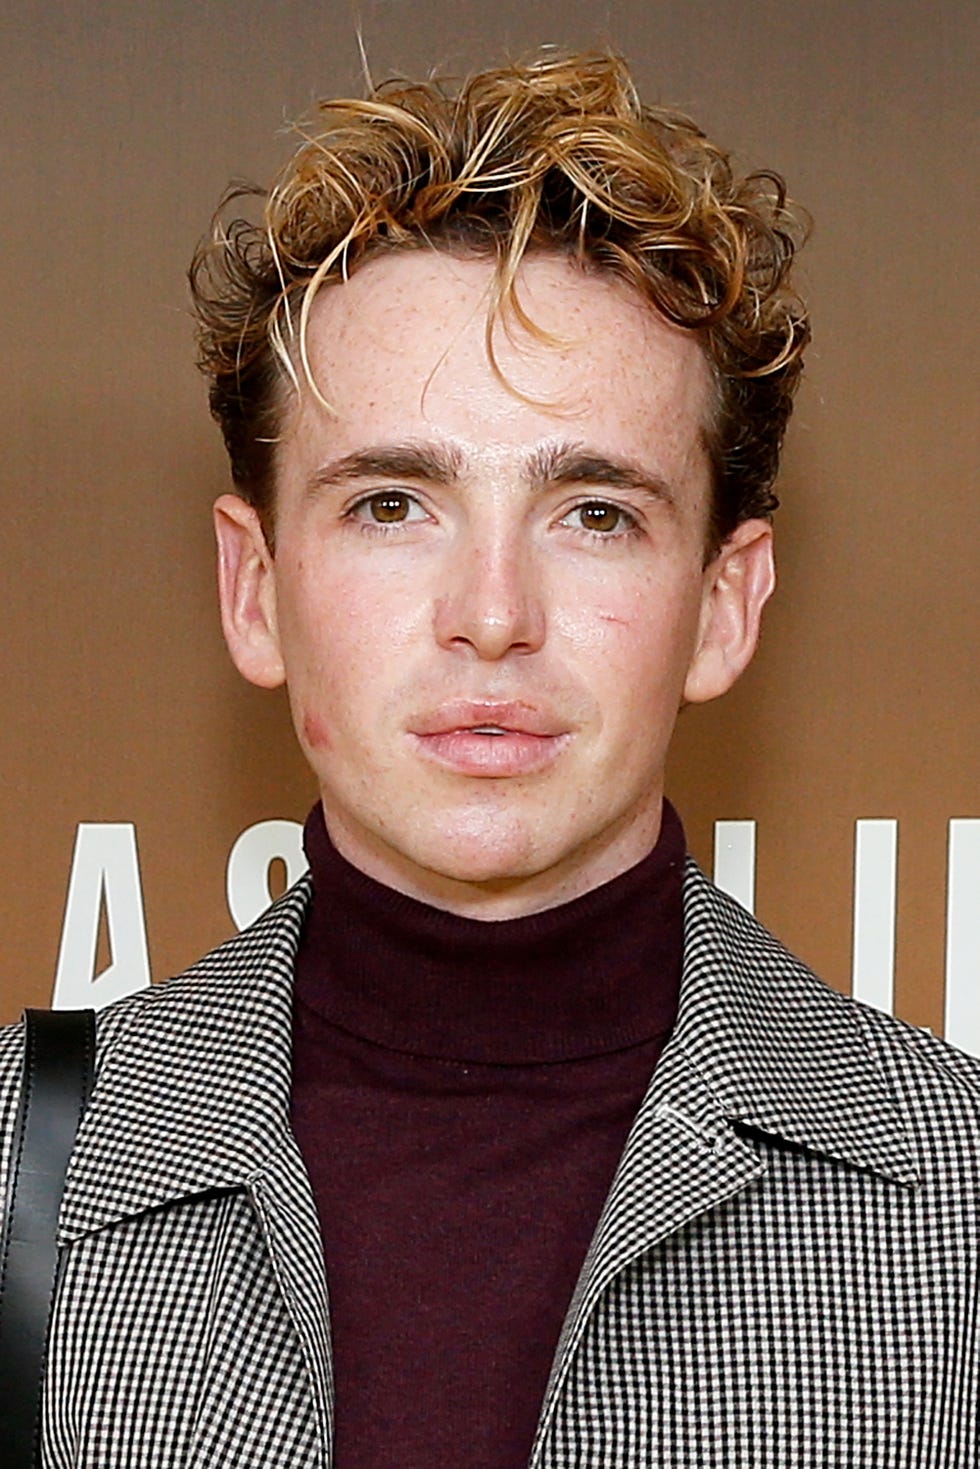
<box><xmin>280</xmin><ymin>250</ymin><xmax>714</xmax><ymax>502</ymax></box>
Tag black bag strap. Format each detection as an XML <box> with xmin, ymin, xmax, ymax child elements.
<box><xmin>0</xmin><ymin>1008</ymin><xmax>95</xmax><ymax>1467</ymax></box>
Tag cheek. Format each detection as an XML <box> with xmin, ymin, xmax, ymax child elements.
<box><xmin>302</xmin><ymin>710</ymin><xmax>334</xmax><ymax>751</ymax></box>
<box><xmin>552</xmin><ymin>589</ymin><xmax>640</xmax><ymax>653</ymax></box>
<box><xmin>279</xmin><ymin>557</ymin><xmax>367</xmax><ymax>673</ymax></box>
<box><xmin>557</xmin><ymin>575</ymin><xmax>700</xmax><ymax>669</ymax></box>
<box><xmin>276</xmin><ymin>573</ymin><xmax>351</xmax><ymax>754</ymax></box>
<box><xmin>280</xmin><ymin>561</ymin><xmax>418</xmax><ymax>753</ymax></box>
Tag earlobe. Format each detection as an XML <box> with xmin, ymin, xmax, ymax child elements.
<box><xmin>683</xmin><ymin>519</ymin><xmax>776</xmax><ymax>705</ymax></box>
<box><xmin>213</xmin><ymin>494</ymin><xmax>286</xmax><ymax>690</ymax></box>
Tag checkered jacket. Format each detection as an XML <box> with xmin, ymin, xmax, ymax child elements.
<box><xmin>2</xmin><ymin>860</ymin><xmax>978</xmax><ymax>1466</ymax></box>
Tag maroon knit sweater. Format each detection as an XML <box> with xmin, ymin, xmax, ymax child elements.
<box><xmin>290</xmin><ymin>802</ymin><xmax>685</xmax><ymax>1469</ymax></box>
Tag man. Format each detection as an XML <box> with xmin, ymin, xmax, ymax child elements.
<box><xmin>2</xmin><ymin>51</ymin><xmax>978</xmax><ymax>1468</ymax></box>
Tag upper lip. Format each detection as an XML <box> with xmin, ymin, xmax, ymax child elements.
<box><xmin>410</xmin><ymin>701</ymin><xmax>568</xmax><ymax>738</ymax></box>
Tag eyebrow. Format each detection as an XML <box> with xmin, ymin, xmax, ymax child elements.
<box><xmin>306</xmin><ymin>438</ymin><xmax>677</xmax><ymax>511</ymax></box>
<box><xmin>306</xmin><ymin>443</ymin><xmax>464</xmax><ymax>494</ymax></box>
<box><xmin>525</xmin><ymin>442</ymin><xmax>678</xmax><ymax>511</ymax></box>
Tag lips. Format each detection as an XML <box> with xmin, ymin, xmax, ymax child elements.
<box><xmin>411</xmin><ymin>701</ymin><xmax>566</xmax><ymax>739</ymax></box>
<box><xmin>409</xmin><ymin>701</ymin><xmax>570</xmax><ymax>777</ymax></box>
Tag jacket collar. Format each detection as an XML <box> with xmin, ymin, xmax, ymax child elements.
<box><xmin>668</xmin><ymin>860</ymin><xmax>916</xmax><ymax>1184</ymax></box>
<box><xmin>60</xmin><ymin>858</ymin><xmax>915</xmax><ymax>1242</ymax></box>
<box><xmin>60</xmin><ymin>878</ymin><xmax>312</xmax><ymax>1242</ymax></box>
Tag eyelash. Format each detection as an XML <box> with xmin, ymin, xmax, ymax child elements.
<box><xmin>345</xmin><ymin>491</ymin><xmax>427</xmax><ymax>533</ymax></box>
<box><xmin>344</xmin><ymin>491</ymin><xmax>642</xmax><ymax>541</ymax></box>
<box><xmin>562</xmin><ymin>500</ymin><xmax>641</xmax><ymax>540</ymax></box>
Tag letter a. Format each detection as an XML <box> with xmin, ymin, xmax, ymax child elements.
<box><xmin>52</xmin><ymin>823</ymin><xmax>152</xmax><ymax>1011</ymax></box>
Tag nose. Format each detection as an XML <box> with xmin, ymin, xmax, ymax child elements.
<box><xmin>433</xmin><ymin>530</ymin><xmax>546</xmax><ymax>660</ymax></box>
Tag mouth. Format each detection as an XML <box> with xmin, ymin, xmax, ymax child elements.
<box><xmin>409</xmin><ymin>702</ymin><xmax>570</xmax><ymax>777</ymax></box>
<box><xmin>411</xmin><ymin>701</ymin><xmax>566</xmax><ymax>739</ymax></box>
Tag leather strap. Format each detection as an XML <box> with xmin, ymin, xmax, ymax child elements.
<box><xmin>0</xmin><ymin>1008</ymin><xmax>95</xmax><ymax>1467</ymax></box>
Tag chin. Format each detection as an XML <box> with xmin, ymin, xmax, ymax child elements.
<box><xmin>414</xmin><ymin>835</ymin><xmax>543</xmax><ymax>888</ymax></box>
<box><xmin>400</xmin><ymin>805</ymin><xmax>566</xmax><ymax>887</ymax></box>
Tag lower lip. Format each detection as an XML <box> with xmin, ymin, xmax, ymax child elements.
<box><xmin>412</xmin><ymin>729</ymin><xmax>568</xmax><ymax>777</ymax></box>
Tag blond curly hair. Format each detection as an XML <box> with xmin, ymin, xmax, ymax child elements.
<box><xmin>190</xmin><ymin>52</ymin><xmax>809</xmax><ymax>549</ymax></box>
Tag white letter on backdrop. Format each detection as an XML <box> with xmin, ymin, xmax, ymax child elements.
<box><xmin>850</xmin><ymin>819</ymin><xmax>898</xmax><ymax>1016</ymax></box>
<box><xmin>713</xmin><ymin>821</ymin><xmax>756</xmax><ymax>913</ymax></box>
<box><xmin>944</xmin><ymin>819</ymin><xmax>980</xmax><ymax>1059</ymax></box>
<box><xmin>226</xmin><ymin>819</ymin><xmax>308</xmax><ymax>931</ymax></box>
<box><xmin>52</xmin><ymin>823</ymin><xmax>151</xmax><ymax>1011</ymax></box>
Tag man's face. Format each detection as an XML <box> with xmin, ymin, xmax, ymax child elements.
<box><xmin>216</xmin><ymin>251</ymin><xmax>773</xmax><ymax>916</ymax></box>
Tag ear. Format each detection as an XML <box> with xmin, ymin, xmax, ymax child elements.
<box><xmin>683</xmin><ymin>519</ymin><xmax>776</xmax><ymax>705</ymax></box>
<box><xmin>213</xmin><ymin>494</ymin><xmax>286</xmax><ymax>689</ymax></box>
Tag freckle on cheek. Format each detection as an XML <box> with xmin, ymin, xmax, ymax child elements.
<box><xmin>302</xmin><ymin>712</ymin><xmax>333</xmax><ymax>750</ymax></box>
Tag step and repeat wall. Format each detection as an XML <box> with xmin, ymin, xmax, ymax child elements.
<box><xmin>3</xmin><ymin>1</ymin><xmax>977</xmax><ymax>1038</ymax></box>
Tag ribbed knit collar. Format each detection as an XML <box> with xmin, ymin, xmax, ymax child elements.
<box><xmin>293</xmin><ymin>802</ymin><xmax>685</xmax><ymax>1065</ymax></box>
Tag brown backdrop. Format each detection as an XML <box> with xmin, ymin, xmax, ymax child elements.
<box><xmin>2</xmin><ymin>0</ymin><xmax>977</xmax><ymax>1033</ymax></box>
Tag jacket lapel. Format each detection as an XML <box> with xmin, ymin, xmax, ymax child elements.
<box><xmin>58</xmin><ymin>877</ymin><xmax>333</xmax><ymax>1455</ymax></box>
<box><xmin>249</xmin><ymin>1135</ymin><xmax>334</xmax><ymax>1460</ymax></box>
<box><xmin>531</xmin><ymin>1022</ymin><xmax>767</xmax><ymax>1460</ymax></box>
<box><xmin>59</xmin><ymin>879</ymin><xmax>314</xmax><ymax>1238</ymax></box>
<box><xmin>532</xmin><ymin>858</ymin><xmax>918</xmax><ymax>1462</ymax></box>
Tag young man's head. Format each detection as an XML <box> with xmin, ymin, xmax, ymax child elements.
<box><xmin>191</xmin><ymin>52</ymin><xmax>809</xmax><ymax>917</ymax></box>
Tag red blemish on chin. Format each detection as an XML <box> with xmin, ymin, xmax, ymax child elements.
<box><xmin>302</xmin><ymin>711</ymin><xmax>333</xmax><ymax>750</ymax></box>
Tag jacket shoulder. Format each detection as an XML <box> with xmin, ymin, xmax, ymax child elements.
<box><xmin>685</xmin><ymin>856</ymin><xmax>980</xmax><ymax>1101</ymax></box>
<box><xmin>679</xmin><ymin>860</ymin><xmax>980</xmax><ymax>1182</ymax></box>
<box><xmin>0</xmin><ymin>876</ymin><xmax>312</xmax><ymax>1209</ymax></box>
<box><xmin>0</xmin><ymin>995</ymin><xmax>140</xmax><ymax>1215</ymax></box>
<box><xmin>0</xmin><ymin>993</ymin><xmax>139</xmax><ymax>1109</ymax></box>
<box><xmin>854</xmin><ymin>999</ymin><xmax>980</xmax><ymax>1108</ymax></box>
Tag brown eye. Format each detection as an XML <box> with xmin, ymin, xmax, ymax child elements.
<box><xmin>369</xmin><ymin>493</ymin><xmax>411</xmax><ymax>523</ymax></box>
<box><xmin>349</xmin><ymin>491</ymin><xmax>426</xmax><ymax>527</ymax></box>
<box><xmin>576</xmin><ymin>502</ymin><xmax>625</xmax><ymax>534</ymax></box>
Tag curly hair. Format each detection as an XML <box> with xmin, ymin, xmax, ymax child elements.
<box><xmin>189</xmin><ymin>51</ymin><xmax>810</xmax><ymax>551</ymax></box>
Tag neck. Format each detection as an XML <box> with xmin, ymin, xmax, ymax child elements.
<box><xmin>294</xmin><ymin>800</ymin><xmax>686</xmax><ymax>1064</ymax></box>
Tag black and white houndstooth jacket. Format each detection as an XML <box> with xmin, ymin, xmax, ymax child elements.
<box><xmin>2</xmin><ymin>860</ymin><xmax>978</xmax><ymax>1466</ymax></box>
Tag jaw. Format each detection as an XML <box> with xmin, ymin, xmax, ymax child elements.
<box><xmin>318</xmin><ymin>764</ymin><xmax>666</xmax><ymax>919</ymax></box>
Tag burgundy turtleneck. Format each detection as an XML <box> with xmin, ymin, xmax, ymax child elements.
<box><xmin>290</xmin><ymin>802</ymin><xmax>685</xmax><ymax>1469</ymax></box>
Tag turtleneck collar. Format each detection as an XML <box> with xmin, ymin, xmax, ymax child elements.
<box><xmin>293</xmin><ymin>802</ymin><xmax>685</xmax><ymax>1066</ymax></box>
